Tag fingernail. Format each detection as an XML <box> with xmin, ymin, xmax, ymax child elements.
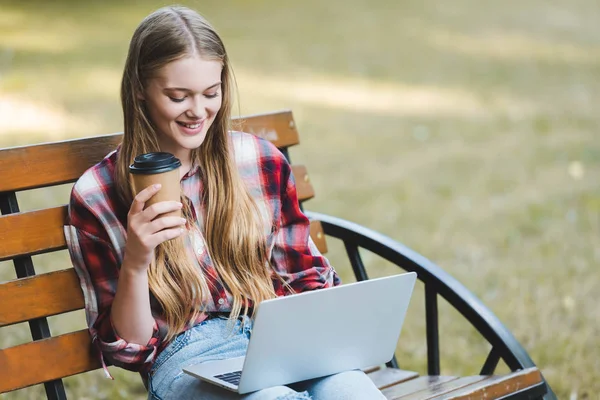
<box><xmin>177</xmin><ymin>202</ymin><xmax>183</xmax><ymax>208</ymax></box>
<box><xmin>180</xmin><ymin>218</ymin><xmax>187</xmax><ymax>224</ymax></box>
<box><xmin>154</xmin><ymin>184</ymin><xmax>161</xmax><ymax>189</ymax></box>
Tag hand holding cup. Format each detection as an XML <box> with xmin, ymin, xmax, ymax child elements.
<box><xmin>124</xmin><ymin>153</ymin><xmax>186</xmax><ymax>270</ymax></box>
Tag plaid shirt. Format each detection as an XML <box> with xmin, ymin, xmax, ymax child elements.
<box><xmin>64</xmin><ymin>131</ymin><xmax>340</xmax><ymax>378</ymax></box>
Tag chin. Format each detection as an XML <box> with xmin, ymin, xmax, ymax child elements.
<box><xmin>179</xmin><ymin>134</ymin><xmax>207</xmax><ymax>150</ymax></box>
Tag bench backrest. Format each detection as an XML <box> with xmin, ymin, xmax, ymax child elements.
<box><xmin>0</xmin><ymin>110</ymin><xmax>328</xmax><ymax>397</ymax></box>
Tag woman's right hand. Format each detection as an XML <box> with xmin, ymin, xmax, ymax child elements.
<box><xmin>123</xmin><ymin>183</ymin><xmax>186</xmax><ymax>271</ymax></box>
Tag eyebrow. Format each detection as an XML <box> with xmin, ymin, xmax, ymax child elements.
<box><xmin>163</xmin><ymin>82</ymin><xmax>222</xmax><ymax>92</ymax></box>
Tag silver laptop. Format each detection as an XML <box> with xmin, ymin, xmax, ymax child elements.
<box><xmin>183</xmin><ymin>272</ymin><xmax>417</xmax><ymax>394</ymax></box>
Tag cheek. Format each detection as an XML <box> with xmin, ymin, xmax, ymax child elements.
<box><xmin>148</xmin><ymin>100</ymin><xmax>181</xmax><ymax>125</ymax></box>
<box><xmin>209</xmin><ymin>99</ymin><xmax>222</xmax><ymax>117</ymax></box>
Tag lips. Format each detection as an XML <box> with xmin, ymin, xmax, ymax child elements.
<box><xmin>177</xmin><ymin>121</ymin><xmax>201</xmax><ymax>129</ymax></box>
<box><xmin>176</xmin><ymin>120</ymin><xmax>205</xmax><ymax>136</ymax></box>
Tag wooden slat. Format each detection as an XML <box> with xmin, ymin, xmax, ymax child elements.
<box><xmin>0</xmin><ymin>111</ymin><xmax>299</xmax><ymax>193</ymax></box>
<box><xmin>309</xmin><ymin>220</ymin><xmax>328</xmax><ymax>254</ymax></box>
<box><xmin>0</xmin><ymin>163</ymin><xmax>312</xmax><ymax>261</ymax></box>
<box><xmin>434</xmin><ymin>368</ymin><xmax>543</xmax><ymax>400</ymax></box>
<box><xmin>399</xmin><ymin>376</ymin><xmax>488</xmax><ymax>400</ymax></box>
<box><xmin>368</xmin><ymin>368</ymin><xmax>419</xmax><ymax>390</ymax></box>
<box><xmin>363</xmin><ymin>365</ymin><xmax>382</xmax><ymax>374</ymax></box>
<box><xmin>382</xmin><ymin>376</ymin><xmax>458</xmax><ymax>399</ymax></box>
<box><xmin>234</xmin><ymin>110</ymin><xmax>299</xmax><ymax>149</ymax></box>
<box><xmin>0</xmin><ymin>269</ymin><xmax>84</xmax><ymax>327</ymax></box>
<box><xmin>0</xmin><ymin>206</ymin><xmax>67</xmax><ymax>261</ymax></box>
<box><xmin>0</xmin><ymin>134</ymin><xmax>122</xmax><ymax>192</ymax></box>
<box><xmin>291</xmin><ymin>165</ymin><xmax>314</xmax><ymax>202</ymax></box>
<box><xmin>0</xmin><ymin>329</ymin><xmax>101</xmax><ymax>393</ymax></box>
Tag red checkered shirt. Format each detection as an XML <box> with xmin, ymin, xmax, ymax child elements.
<box><xmin>64</xmin><ymin>131</ymin><xmax>340</xmax><ymax>378</ymax></box>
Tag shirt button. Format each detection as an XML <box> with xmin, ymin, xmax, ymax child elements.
<box><xmin>197</xmin><ymin>248</ymin><xmax>202</xmax><ymax>255</ymax></box>
<box><xmin>218</xmin><ymin>298</ymin><xmax>225</xmax><ymax>305</ymax></box>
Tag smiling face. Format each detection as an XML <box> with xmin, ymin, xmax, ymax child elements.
<box><xmin>143</xmin><ymin>55</ymin><xmax>223</xmax><ymax>167</ymax></box>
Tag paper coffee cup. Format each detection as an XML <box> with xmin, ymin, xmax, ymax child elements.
<box><xmin>129</xmin><ymin>152</ymin><xmax>182</xmax><ymax>218</ymax></box>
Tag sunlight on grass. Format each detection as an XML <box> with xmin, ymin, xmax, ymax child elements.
<box><xmin>2</xmin><ymin>30</ymin><xmax>81</xmax><ymax>54</ymax></box>
<box><xmin>426</xmin><ymin>28</ymin><xmax>600</xmax><ymax>64</ymax></box>
<box><xmin>72</xmin><ymin>67</ymin><xmax>122</xmax><ymax>99</ymax></box>
<box><xmin>0</xmin><ymin>8</ymin><xmax>25</xmax><ymax>30</ymax></box>
<box><xmin>0</xmin><ymin>96</ymin><xmax>101</xmax><ymax>139</ymax></box>
<box><xmin>1</xmin><ymin>0</ymin><xmax>599</xmax><ymax>398</ymax></box>
<box><xmin>237</xmin><ymin>68</ymin><xmax>532</xmax><ymax>117</ymax></box>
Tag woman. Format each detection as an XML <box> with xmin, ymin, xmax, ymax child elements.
<box><xmin>65</xmin><ymin>5</ymin><xmax>386</xmax><ymax>399</ymax></box>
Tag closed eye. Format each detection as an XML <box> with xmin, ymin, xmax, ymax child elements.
<box><xmin>169</xmin><ymin>96</ymin><xmax>186</xmax><ymax>103</ymax></box>
<box><xmin>205</xmin><ymin>92</ymin><xmax>220</xmax><ymax>99</ymax></box>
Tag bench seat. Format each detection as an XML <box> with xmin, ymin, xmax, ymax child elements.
<box><xmin>365</xmin><ymin>367</ymin><xmax>545</xmax><ymax>400</ymax></box>
<box><xmin>0</xmin><ymin>110</ymin><xmax>554</xmax><ymax>399</ymax></box>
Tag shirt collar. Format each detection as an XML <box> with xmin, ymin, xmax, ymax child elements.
<box><xmin>182</xmin><ymin>162</ymin><xmax>200</xmax><ymax>180</ymax></box>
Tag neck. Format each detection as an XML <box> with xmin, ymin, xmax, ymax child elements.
<box><xmin>156</xmin><ymin>140</ymin><xmax>192</xmax><ymax>177</ymax></box>
<box><xmin>180</xmin><ymin>160</ymin><xmax>192</xmax><ymax>179</ymax></box>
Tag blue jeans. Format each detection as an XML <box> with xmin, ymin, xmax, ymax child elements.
<box><xmin>147</xmin><ymin>316</ymin><xmax>386</xmax><ymax>399</ymax></box>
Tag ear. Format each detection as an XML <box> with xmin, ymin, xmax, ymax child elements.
<box><xmin>136</xmin><ymin>91</ymin><xmax>145</xmax><ymax>101</ymax></box>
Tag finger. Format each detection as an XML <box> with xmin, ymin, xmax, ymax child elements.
<box><xmin>149</xmin><ymin>226</ymin><xmax>185</xmax><ymax>247</ymax></box>
<box><xmin>142</xmin><ymin>201</ymin><xmax>183</xmax><ymax>221</ymax></box>
<box><xmin>130</xmin><ymin>184</ymin><xmax>161</xmax><ymax>215</ymax></box>
<box><xmin>148</xmin><ymin>216</ymin><xmax>187</xmax><ymax>234</ymax></box>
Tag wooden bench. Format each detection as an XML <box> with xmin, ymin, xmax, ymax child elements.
<box><xmin>0</xmin><ymin>110</ymin><xmax>555</xmax><ymax>399</ymax></box>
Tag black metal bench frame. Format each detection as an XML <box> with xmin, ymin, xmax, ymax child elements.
<box><xmin>1</xmin><ymin>114</ymin><xmax>556</xmax><ymax>399</ymax></box>
<box><xmin>304</xmin><ymin>210</ymin><xmax>556</xmax><ymax>400</ymax></box>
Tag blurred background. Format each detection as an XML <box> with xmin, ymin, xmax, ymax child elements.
<box><xmin>1</xmin><ymin>0</ymin><xmax>598</xmax><ymax>398</ymax></box>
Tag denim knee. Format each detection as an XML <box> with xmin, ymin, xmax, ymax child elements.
<box><xmin>243</xmin><ymin>386</ymin><xmax>311</xmax><ymax>400</ymax></box>
<box><xmin>297</xmin><ymin>370</ymin><xmax>385</xmax><ymax>399</ymax></box>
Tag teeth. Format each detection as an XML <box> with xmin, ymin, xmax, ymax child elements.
<box><xmin>181</xmin><ymin>122</ymin><xmax>201</xmax><ymax>129</ymax></box>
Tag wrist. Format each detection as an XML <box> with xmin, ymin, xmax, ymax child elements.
<box><xmin>121</xmin><ymin>252</ymin><xmax>151</xmax><ymax>276</ymax></box>
<box><xmin>120</xmin><ymin>265</ymin><xmax>148</xmax><ymax>280</ymax></box>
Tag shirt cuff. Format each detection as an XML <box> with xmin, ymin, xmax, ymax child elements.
<box><xmin>93</xmin><ymin>314</ymin><xmax>161</xmax><ymax>373</ymax></box>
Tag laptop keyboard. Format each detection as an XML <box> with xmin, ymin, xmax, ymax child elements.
<box><xmin>214</xmin><ymin>370</ymin><xmax>242</xmax><ymax>385</ymax></box>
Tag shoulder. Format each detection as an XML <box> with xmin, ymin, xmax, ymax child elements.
<box><xmin>229</xmin><ymin>131</ymin><xmax>292</xmax><ymax>196</ymax></box>
<box><xmin>229</xmin><ymin>130</ymin><xmax>287</xmax><ymax>165</ymax></box>
<box><xmin>71</xmin><ymin>150</ymin><xmax>118</xmax><ymax>204</ymax></box>
<box><xmin>69</xmin><ymin>150</ymin><xmax>124</xmax><ymax>233</ymax></box>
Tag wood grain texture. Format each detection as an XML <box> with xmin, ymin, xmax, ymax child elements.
<box><xmin>435</xmin><ymin>368</ymin><xmax>543</xmax><ymax>399</ymax></box>
<box><xmin>367</xmin><ymin>368</ymin><xmax>419</xmax><ymax>390</ymax></box>
<box><xmin>0</xmin><ymin>330</ymin><xmax>101</xmax><ymax>393</ymax></box>
<box><xmin>233</xmin><ymin>110</ymin><xmax>299</xmax><ymax>149</ymax></box>
<box><xmin>363</xmin><ymin>365</ymin><xmax>382</xmax><ymax>374</ymax></box>
<box><xmin>292</xmin><ymin>165</ymin><xmax>315</xmax><ymax>202</ymax></box>
<box><xmin>0</xmin><ymin>164</ymin><xmax>313</xmax><ymax>261</ymax></box>
<box><xmin>0</xmin><ymin>133</ymin><xmax>122</xmax><ymax>192</ymax></box>
<box><xmin>0</xmin><ymin>111</ymin><xmax>299</xmax><ymax>192</ymax></box>
<box><xmin>398</xmin><ymin>376</ymin><xmax>488</xmax><ymax>399</ymax></box>
<box><xmin>0</xmin><ymin>221</ymin><xmax>324</xmax><ymax>324</ymax></box>
<box><xmin>1</xmin><ymin>214</ymin><xmax>321</xmax><ymax>262</ymax></box>
<box><xmin>309</xmin><ymin>220</ymin><xmax>328</xmax><ymax>254</ymax></box>
<box><xmin>382</xmin><ymin>376</ymin><xmax>458</xmax><ymax>399</ymax></box>
<box><xmin>0</xmin><ymin>269</ymin><xmax>84</xmax><ymax>327</ymax></box>
<box><xmin>0</xmin><ymin>206</ymin><xmax>67</xmax><ymax>261</ymax></box>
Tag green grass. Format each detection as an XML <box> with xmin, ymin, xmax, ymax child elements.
<box><xmin>1</xmin><ymin>0</ymin><xmax>599</xmax><ymax>398</ymax></box>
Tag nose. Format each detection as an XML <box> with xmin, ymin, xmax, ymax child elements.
<box><xmin>185</xmin><ymin>97</ymin><xmax>207</xmax><ymax>120</ymax></box>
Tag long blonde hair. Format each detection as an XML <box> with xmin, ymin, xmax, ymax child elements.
<box><xmin>115</xmin><ymin>6</ymin><xmax>277</xmax><ymax>340</ymax></box>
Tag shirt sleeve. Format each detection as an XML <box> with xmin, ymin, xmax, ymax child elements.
<box><xmin>269</xmin><ymin>153</ymin><xmax>341</xmax><ymax>294</ymax></box>
<box><xmin>64</xmin><ymin>191</ymin><xmax>163</xmax><ymax>374</ymax></box>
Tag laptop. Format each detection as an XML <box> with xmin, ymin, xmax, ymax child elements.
<box><xmin>183</xmin><ymin>272</ymin><xmax>417</xmax><ymax>394</ymax></box>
